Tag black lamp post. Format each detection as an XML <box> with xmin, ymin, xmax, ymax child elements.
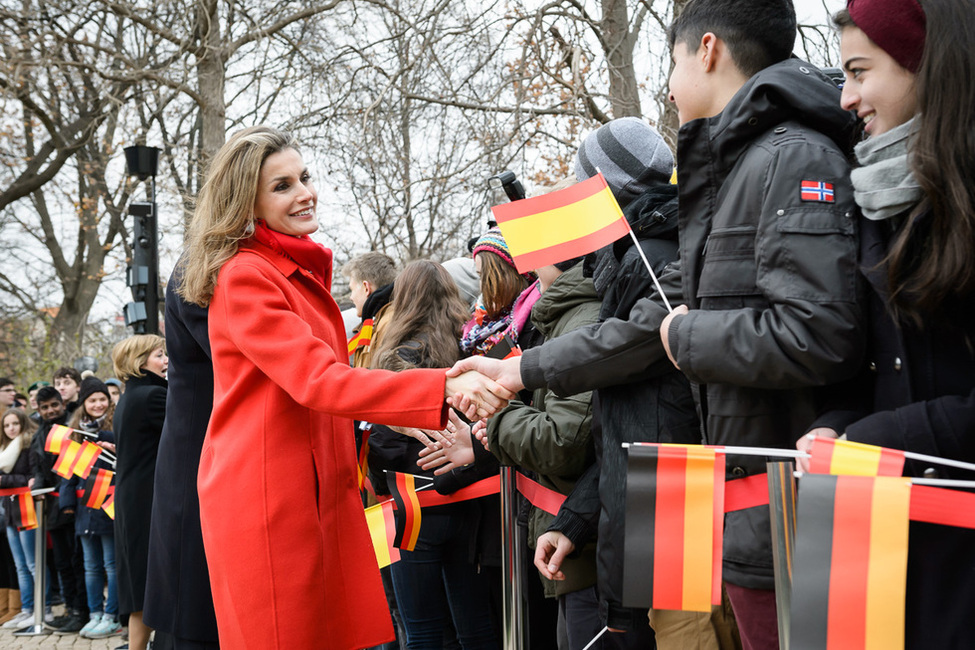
<box><xmin>123</xmin><ymin>145</ymin><xmax>161</xmax><ymax>335</ymax></box>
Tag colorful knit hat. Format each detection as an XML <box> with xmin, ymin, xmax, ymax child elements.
<box><xmin>847</xmin><ymin>0</ymin><xmax>926</xmax><ymax>72</ymax></box>
<box><xmin>471</xmin><ymin>227</ymin><xmax>516</xmax><ymax>270</ymax></box>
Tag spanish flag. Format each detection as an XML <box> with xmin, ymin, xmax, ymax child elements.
<box><xmin>623</xmin><ymin>444</ymin><xmax>725</xmax><ymax>612</ymax></box>
<box><xmin>15</xmin><ymin>493</ymin><xmax>38</xmax><ymax>530</ymax></box>
<box><xmin>83</xmin><ymin>469</ymin><xmax>114</xmax><ymax>509</ymax></box>
<box><xmin>102</xmin><ymin>492</ymin><xmax>115</xmax><ymax>519</ymax></box>
<box><xmin>790</xmin><ymin>474</ymin><xmax>911</xmax><ymax>650</ymax></box>
<box><xmin>365</xmin><ymin>500</ymin><xmax>401</xmax><ymax>568</ymax></box>
<box><xmin>809</xmin><ymin>438</ymin><xmax>905</xmax><ymax>477</ymax></box>
<box><xmin>53</xmin><ymin>440</ymin><xmax>83</xmax><ymax>478</ymax></box>
<box><xmin>348</xmin><ymin>318</ymin><xmax>374</xmax><ymax>355</ymax></box>
<box><xmin>492</xmin><ymin>174</ymin><xmax>631</xmax><ymax>274</ymax></box>
<box><xmin>389</xmin><ymin>472</ymin><xmax>423</xmax><ymax>552</ymax></box>
<box><xmin>72</xmin><ymin>441</ymin><xmax>102</xmax><ymax>479</ymax></box>
<box><xmin>46</xmin><ymin>424</ymin><xmax>73</xmax><ymax>454</ymax></box>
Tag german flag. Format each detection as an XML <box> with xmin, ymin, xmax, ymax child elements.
<box><xmin>389</xmin><ymin>472</ymin><xmax>422</xmax><ymax>552</ymax></box>
<box><xmin>809</xmin><ymin>438</ymin><xmax>905</xmax><ymax>477</ymax></box>
<box><xmin>492</xmin><ymin>174</ymin><xmax>631</xmax><ymax>274</ymax></box>
<box><xmin>101</xmin><ymin>492</ymin><xmax>115</xmax><ymax>519</ymax></box>
<box><xmin>83</xmin><ymin>469</ymin><xmax>114</xmax><ymax>509</ymax></box>
<box><xmin>72</xmin><ymin>441</ymin><xmax>102</xmax><ymax>479</ymax></box>
<box><xmin>348</xmin><ymin>319</ymin><xmax>374</xmax><ymax>355</ymax></box>
<box><xmin>14</xmin><ymin>493</ymin><xmax>38</xmax><ymax>530</ymax></box>
<box><xmin>53</xmin><ymin>440</ymin><xmax>83</xmax><ymax>478</ymax></box>
<box><xmin>364</xmin><ymin>499</ymin><xmax>401</xmax><ymax>568</ymax></box>
<box><xmin>623</xmin><ymin>444</ymin><xmax>725</xmax><ymax>612</ymax></box>
<box><xmin>790</xmin><ymin>474</ymin><xmax>911</xmax><ymax>650</ymax></box>
<box><xmin>45</xmin><ymin>424</ymin><xmax>73</xmax><ymax>454</ymax></box>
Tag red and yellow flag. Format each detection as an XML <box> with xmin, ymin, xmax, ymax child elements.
<box><xmin>16</xmin><ymin>493</ymin><xmax>38</xmax><ymax>530</ymax></box>
<box><xmin>84</xmin><ymin>469</ymin><xmax>114</xmax><ymax>509</ymax></box>
<box><xmin>389</xmin><ymin>472</ymin><xmax>423</xmax><ymax>552</ymax></box>
<box><xmin>101</xmin><ymin>492</ymin><xmax>115</xmax><ymax>519</ymax></box>
<box><xmin>72</xmin><ymin>441</ymin><xmax>102</xmax><ymax>479</ymax></box>
<box><xmin>623</xmin><ymin>444</ymin><xmax>725</xmax><ymax>612</ymax></box>
<box><xmin>809</xmin><ymin>437</ymin><xmax>905</xmax><ymax>477</ymax></box>
<box><xmin>790</xmin><ymin>474</ymin><xmax>911</xmax><ymax>650</ymax></box>
<box><xmin>365</xmin><ymin>499</ymin><xmax>401</xmax><ymax>568</ymax></box>
<box><xmin>45</xmin><ymin>424</ymin><xmax>73</xmax><ymax>454</ymax></box>
<box><xmin>348</xmin><ymin>319</ymin><xmax>374</xmax><ymax>355</ymax></box>
<box><xmin>53</xmin><ymin>440</ymin><xmax>82</xmax><ymax>478</ymax></box>
<box><xmin>492</xmin><ymin>174</ymin><xmax>631</xmax><ymax>274</ymax></box>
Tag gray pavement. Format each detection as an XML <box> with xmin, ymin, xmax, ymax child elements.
<box><xmin>0</xmin><ymin>605</ymin><xmax>124</xmax><ymax>649</ymax></box>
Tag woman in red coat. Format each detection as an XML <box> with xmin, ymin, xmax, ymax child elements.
<box><xmin>177</xmin><ymin>126</ymin><xmax>508</xmax><ymax>650</ymax></box>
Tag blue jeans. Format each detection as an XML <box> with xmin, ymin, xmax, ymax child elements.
<box><xmin>389</xmin><ymin>509</ymin><xmax>498</xmax><ymax>649</ymax></box>
<box><xmin>6</xmin><ymin>525</ymin><xmax>36</xmax><ymax>610</ymax></box>
<box><xmin>79</xmin><ymin>534</ymin><xmax>118</xmax><ymax>616</ymax></box>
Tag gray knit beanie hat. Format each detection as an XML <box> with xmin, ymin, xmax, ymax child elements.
<box><xmin>574</xmin><ymin>117</ymin><xmax>674</xmax><ymax>210</ymax></box>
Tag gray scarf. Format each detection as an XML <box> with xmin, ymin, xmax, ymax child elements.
<box><xmin>850</xmin><ymin>118</ymin><xmax>923</xmax><ymax>221</ymax></box>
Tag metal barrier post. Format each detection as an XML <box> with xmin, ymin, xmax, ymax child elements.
<box><xmin>767</xmin><ymin>461</ymin><xmax>797</xmax><ymax>650</ymax></box>
<box><xmin>13</xmin><ymin>488</ymin><xmax>51</xmax><ymax>637</ymax></box>
<box><xmin>500</xmin><ymin>465</ymin><xmax>524</xmax><ymax>650</ymax></box>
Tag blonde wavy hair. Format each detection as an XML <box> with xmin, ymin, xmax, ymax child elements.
<box><xmin>178</xmin><ymin>126</ymin><xmax>299</xmax><ymax>306</ymax></box>
<box><xmin>112</xmin><ymin>334</ymin><xmax>166</xmax><ymax>381</ymax></box>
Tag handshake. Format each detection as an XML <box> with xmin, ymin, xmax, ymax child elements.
<box><xmin>443</xmin><ymin>355</ymin><xmax>525</xmax><ymax>421</ymax></box>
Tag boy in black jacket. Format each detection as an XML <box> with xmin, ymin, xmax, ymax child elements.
<box><xmin>451</xmin><ymin>1</ymin><xmax>862</xmax><ymax>648</ymax></box>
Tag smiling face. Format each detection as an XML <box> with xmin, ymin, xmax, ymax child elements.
<box><xmin>839</xmin><ymin>26</ymin><xmax>918</xmax><ymax>137</ymax></box>
<box><xmin>253</xmin><ymin>148</ymin><xmax>318</xmax><ymax>237</ymax></box>
<box><xmin>143</xmin><ymin>346</ymin><xmax>169</xmax><ymax>379</ymax></box>
<box><xmin>3</xmin><ymin>413</ymin><xmax>21</xmax><ymax>440</ymax></box>
<box><xmin>84</xmin><ymin>392</ymin><xmax>110</xmax><ymax>420</ymax></box>
<box><xmin>38</xmin><ymin>398</ymin><xmax>65</xmax><ymax>423</ymax></box>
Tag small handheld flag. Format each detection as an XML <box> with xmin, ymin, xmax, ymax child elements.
<box><xmin>808</xmin><ymin>438</ymin><xmax>905</xmax><ymax>477</ymax></box>
<box><xmin>53</xmin><ymin>440</ymin><xmax>83</xmax><ymax>478</ymax></box>
<box><xmin>73</xmin><ymin>441</ymin><xmax>102</xmax><ymax>478</ymax></box>
<box><xmin>101</xmin><ymin>492</ymin><xmax>115</xmax><ymax>519</ymax></box>
<box><xmin>365</xmin><ymin>500</ymin><xmax>401</xmax><ymax>568</ymax></box>
<box><xmin>83</xmin><ymin>469</ymin><xmax>115</xmax><ymax>509</ymax></box>
<box><xmin>389</xmin><ymin>472</ymin><xmax>422</xmax><ymax>551</ymax></box>
<box><xmin>45</xmin><ymin>424</ymin><xmax>73</xmax><ymax>454</ymax></box>
<box><xmin>14</xmin><ymin>493</ymin><xmax>38</xmax><ymax>530</ymax></box>
<box><xmin>623</xmin><ymin>444</ymin><xmax>725</xmax><ymax>612</ymax></box>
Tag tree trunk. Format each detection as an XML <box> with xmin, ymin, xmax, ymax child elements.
<box><xmin>601</xmin><ymin>0</ymin><xmax>641</xmax><ymax>118</ymax></box>
<box><xmin>196</xmin><ymin>0</ymin><xmax>227</xmax><ymax>163</ymax></box>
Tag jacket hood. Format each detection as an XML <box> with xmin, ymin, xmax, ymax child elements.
<box><xmin>616</xmin><ymin>184</ymin><xmax>679</xmax><ymax>251</ymax></box>
<box><xmin>531</xmin><ymin>264</ymin><xmax>598</xmax><ymax>337</ymax></box>
<box><xmin>682</xmin><ymin>59</ymin><xmax>859</xmax><ymax>171</ymax></box>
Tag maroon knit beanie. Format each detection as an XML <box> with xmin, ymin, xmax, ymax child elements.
<box><xmin>847</xmin><ymin>0</ymin><xmax>926</xmax><ymax>72</ymax></box>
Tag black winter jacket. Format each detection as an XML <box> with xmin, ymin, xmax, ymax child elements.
<box><xmin>521</xmin><ymin>59</ymin><xmax>864</xmax><ymax>589</ymax></box>
<box><xmin>550</xmin><ymin>186</ymin><xmax>701</xmax><ymax>627</ymax></box>
<box><xmin>814</xmin><ymin>213</ymin><xmax>975</xmax><ymax>648</ymax></box>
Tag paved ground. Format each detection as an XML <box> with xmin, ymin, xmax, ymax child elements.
<box><xmin>0</xmin><ymin>605</ymin><xmax>126</xmax><ymax>649</ymax></box>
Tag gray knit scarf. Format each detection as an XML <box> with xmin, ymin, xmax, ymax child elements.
<box><xmin>850</xmin><ymin>118</ymin><xmax>923</xmax><ymax>221</ymax></box>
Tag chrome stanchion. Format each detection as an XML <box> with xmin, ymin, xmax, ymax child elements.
<box><xmin>767</xmin><ymin>462</ymin><xmax>797</xmax><ymax>650</ymax></box>
<box><xmin>500</xmin><ymin>466</ymin><xmax>525</xmax><ymax>650</ymax></box>
<box><xmin>13</xmin><ymin>487</ymin><xmax>54</xmax><ymax>637</ymax></box>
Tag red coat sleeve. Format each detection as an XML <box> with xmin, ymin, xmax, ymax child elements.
<box><xmin>215</xmin><ymin>260</ymin><xmax>448</xmax><ymax>430</ymax></box>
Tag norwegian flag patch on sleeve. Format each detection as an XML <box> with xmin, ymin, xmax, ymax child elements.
<box><xmin>800</xmin><ymin>180</ymin><xmax>835</xmax><ymax>202</ymax></box>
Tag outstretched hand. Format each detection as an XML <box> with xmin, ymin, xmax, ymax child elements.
<box><xmin>417</xmin><ymin>411</ymin><xmax>476</xmax><ymax>475</ymax></box>
<box><xmin>444</xmin><ymin>369</ymin><xmax>516</xmax><ymax>420</ymax></box>
<box><xmin>534</xmin><ymin>531</ymin><xmax>575</xmax><ymax>581</ymax></box>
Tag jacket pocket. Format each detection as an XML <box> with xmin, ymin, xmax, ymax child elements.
<box><xmin>697</xmin><ymin>227</ymin><xmax>762</xmax><ymax>299</ymax></box>
<box><xmin>772</xmin><ymin>207</ymin><xmax>857</xmax><ymax>302</ymax></box>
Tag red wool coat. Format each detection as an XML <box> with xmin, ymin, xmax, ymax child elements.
<box><xmin>199</xmin><ymin>239</ymin><xmax>448</xmax><ymax>649</ymax></box>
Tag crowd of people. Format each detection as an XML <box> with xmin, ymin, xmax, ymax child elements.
<box><xmin>2</xmin><ymin>0</ymin><xmax>974</xmax><ymax>648</ymax></box>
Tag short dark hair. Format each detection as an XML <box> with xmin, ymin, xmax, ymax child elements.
<box><xmin>53</xmin><ymin>366</ymin><xmax>82</xmax><ymax>384</ymax></box>
<box><xmin>0</xmin><ymin>377</ymin><xmax>13</xmax><ymax>389</ymax></box>
<box><xmin>36</xmin><ymin>386</ymin><xmax>63</xmax><ymax>404</ymax></box>
<box><xmin>668</xmin><ymin>0</ymin><xmax>797</xmax><ymax>78</ymax></box>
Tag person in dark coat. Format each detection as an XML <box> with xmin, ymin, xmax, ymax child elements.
<box><xmin>143</xmin><ymin>265</ymin><xmax>220</xmax><ymax>650</ymax></box>
<box><xmin>798</xmin><ymin>1</ymin><xmax>975</xmax><ymax>647</ymax></box>
<box><xmin>111</xmin><ymin>334</ymin><xmax>169</xmax><ymax>650</ymax></box>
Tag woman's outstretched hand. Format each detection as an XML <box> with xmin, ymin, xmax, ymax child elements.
<box><xmin>445</xmin><ymin>369</ymin><xmax>516</xmax><ymax>420</ymax></box>
<box><xmin>417</xmin><ymin>411</ymin><xmax>476</xmax><ymax>475</ymax></box>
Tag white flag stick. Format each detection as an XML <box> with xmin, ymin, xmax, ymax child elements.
<box><xmin>581</xmin><ymin>626</ymin><xmax>609</xmax><ymax>650</ymax></box>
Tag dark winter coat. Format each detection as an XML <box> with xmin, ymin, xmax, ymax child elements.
<box><xmin>813</xmin><ymin>213</ymin><xmax>975</xmax><ymax>649</ymax></box>
<box><xmin>142</xmin><ymin>270</ymin><xmax>219</xmax><ymax>643</ymax></box>
<box><xmin>29</xmin><ymin>414</ymin><xmax>75</xmax><ymax>530</ymax></box>
<box><xmin>549</xmin><ymin>186</ymin><xmax>701</xmax><ymax>627</ymax></box>
<box><xmin>521</xmin><ymin>59</ymin><xmax>864</xmax><ymax>589</ymax></box>
<box><xmin>488</xmin><ymin>264</ymin><xmax>600</xmax><ymax>598</ymax></box>
<box><xmin>0</xmin><ymin>446</ymin><xmax>31</xmax><ymax>528</ymax></box>
<box><xmin>113</xmin><ymin>371</ymin><xmax>167</xmax><ymax>615</ymax></box>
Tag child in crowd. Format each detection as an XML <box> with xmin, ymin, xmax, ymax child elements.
<box><xmin>451</xmin><ymin>1</ymin><xmax>862</xmax><ymax>647</ymax></box>
<box><xmin>1</xmin><ymin>408</ymin><xmax>40</xmax><ymax>629</ymax></box>
<box><xmin>798</xmin><ymin>0</ymin><xmax>975</xmax><ymax>647</ymax></box>
<box><xmin>60</xmin><ymin>377</ymin><xmax>121</xmax><ymax>639</ymax></box>
<box><xmin>52</xmin><ymin>368</ymin><xmax>82</xmax><ymax>415</ymax></box>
